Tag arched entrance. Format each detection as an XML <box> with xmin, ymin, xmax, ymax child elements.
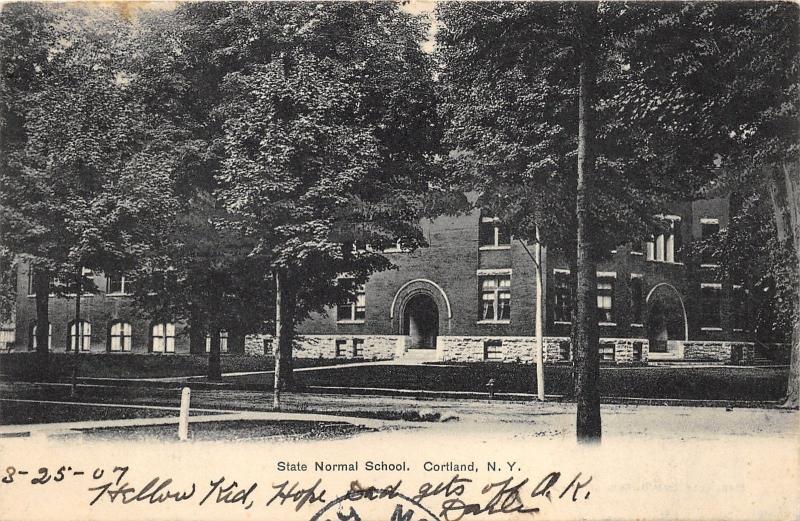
<box><xmin>403</xmin><ymin>294</ymin><xmax>439</xmax><ymax>349</ymax></box>
<box><xmin>646</xmin><ymin>283</ymin><xmax>688</xmax><ymax>354</ymax></box>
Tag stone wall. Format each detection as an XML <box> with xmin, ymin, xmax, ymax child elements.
<box><xmin>244</xmin><ymin>334</ymin><xmax>401</xmax><ymax>360</ymax></box>
<box><xmin>683</xmin><ymin>341</ymin><xmax>755</xmax><ymax>364</ymax></box>
<box><xmin>437</xmin><ymin>336</ymin><xmax>540</xmax><ymax>364</ymax></box>
<box><xmin>437</xmin><ymin>336</ymin><xmax>648</xmax><ymax>364</ymax></box>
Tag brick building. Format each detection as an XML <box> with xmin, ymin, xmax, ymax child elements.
<box><xmin>13</xmin><ymin>194</ymin><xmax>768</xmax><ymax>365</ymax></box>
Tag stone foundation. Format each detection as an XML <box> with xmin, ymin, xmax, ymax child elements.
<box><xmin>436</xmin><ymin>336</ymin><xmax>540</xmax><ymax>363</ymax></box>
<box><xmin>683</xmin><ymin>341</ymin><xmax>755</xmax><ymax>364</ymax></box>
<box><xmin>243</xmin><ymin>334</ymin><xmax>650</xmax><ymax>365</ymax></box>
<box><xmin>244</xmin><ymin>334</ymin><xmax>401</xmax><ymax>360</ymax></box>
<box><xmin>241</xmin><ymin>334</ymin><xmax>796</xmax><ymax>366</ymax></box>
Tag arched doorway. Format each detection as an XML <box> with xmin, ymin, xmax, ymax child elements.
<box><xmin>646</xmin><ymin>283</ymin><xmax>688</xmax><ymax>355</ymax></box>
<box><xmin>403</xmin><ymin>294</ymin><xmax>439</xmax><ymax>349</ymax></box>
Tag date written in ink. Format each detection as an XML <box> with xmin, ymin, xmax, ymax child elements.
<box><xmin>2</xmin><ymin>465</ymin><xmax>91</xmax><ymax>485</ymax></box>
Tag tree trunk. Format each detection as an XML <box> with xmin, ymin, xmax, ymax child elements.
<box><xmin>189</xmin><ymin>310</ymin><xmax>205</xmax><ymax>355</ymax></box>
<box><xmin>574</xmin><ymin>2</ymin><xmax>601</xmax><ymax>442</ymax></box>
<box><xmin>208</xmin><ymin>324</ymin><xmax>222</xmax><ymax>381</ymax></box>
<box><xmin>773</xmin><ymin>162</ymin><xmax>800</xmax><ymax>408</ymax></box>
<box><xmin>272</xmin><ymin>268</ymin><xmax>296</xmax><ymax>405</ymax></box>
<box><xmin>33</xmin><ymin>269</ymin><xmax>50</xmax><ymax>381</ymax></box>
<box><xmin>70</xmin><ymin>266</ymin><xmax>82</xmax><ymax>398</ymax></box>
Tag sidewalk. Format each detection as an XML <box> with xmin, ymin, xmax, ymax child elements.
<box><xmin>0</xmin><ymin>397</ymin><xmax>414</xmax><ymax>437</ymax></box>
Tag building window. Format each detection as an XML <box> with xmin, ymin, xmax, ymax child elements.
<box><xmin>109</xmin><ymin>321</ymin><xmax>132</xmax><ymax>352</ymax></box>
<box><xmin>700</xmin><ymin>218</ymin><xmax>720</xmax><ymax>265</ymax></box>
<box><xmin>353</xmin><ymin>338</ymin><xmax>364</xmax><ymax>358</ymax></box>
<box><xmin>107</xmin><ymin>274</ymin><xmax>131</xmax><ymax>295</ymax></box>
<box><xmin>553</xmin><ymin>270</ymin><xmax>572</xmax><ymax>324</ymax></box>
<box><xmin>335</xmin><ymin>339</ymin><xmax>347</xmax><ymax>357</ymax></box>
<box><xmin>559</xmin><ymin>340</ymin><xmax>571</xmax><ymax>361</ymax></box>
<box><xmin>484</xmin><ymin>340</ymin><xmax>503</xmax><ymax>361</ymax></box>
<box><xmin>205</xmin><ymin>330</ymin><xmax>229</xmax><ymax>353</ymax></box>
<box><xmin>28</xmin><ymin>321</ymin><xmax>52</xmax><ymax>349</ymax></box>
<box><xmin>479</xmin><ymin>216</ymin><xmax>511</xmax><ymax>249</ymax></box>
<box><xmin>630</xmin><ymin>275</ymin><xmax>644</xmax><ymax>325</ymax></box>
<box><xmin>645</xmin><ymin>216</ymin><xmax>682</xmax><ymax>262</ymax></box>
<box><xmin>151</xmin><ymin>322</ymin><xmax>176</xmax><ymax>353</ymax></box>
<box><xmin>480</xmin><ymin>275</ymin><xmax>511</xmax><ymax>322</ymax></box>
<box><xmin>700</xmin><ymin>284</ymin><xmax>722</xmax><ymax>329</ymax></box>
<box><xmin>68</xmin><ymin>320</ymin><xmax>92</xmax><ymax>352</ymax></box>
<box><xmin>599</xmin><ymin>342</ymin><xmax>616</xmax><ymax>361</ymax></box>
<box><xmin>337</xmin><ymin>283</ymin><xmax>366</xmax><ymax>323</ymax></box>
<box><xmin>27</xmin><ymin>270</ymin><xmax>35</xmax><ymax>296</ymax></box>
<box><xmin>597</xmin><ymin>274</ymin><xmax>615</xmax><ymax>324</ymax></box>
<box><xmin>732</xmin><ymin>285</ymin><xmax>747</xmax><ymax>330</ymax></box>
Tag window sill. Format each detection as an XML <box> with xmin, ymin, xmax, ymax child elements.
<box><xmin>630</xmin><ymin>323</ymin><xmax>644</xmax><ymax>328</ymax></box>
<box><xmin>599</xmin><ymin>322</ymin><xmax>617</xmax><ymax>327</ymax></box>
<box><xmin>646</xmin><ymin>260</ymin><xmax>684</xmax><ymax>266</ymax></box>
<box><xmin>700</xmin><ymin>264</ymin><xmax>719</xmax><ymax>268</ymax></box>
<box><xmin>477</xmin><ymin>319</ymin><xmax>511</xmax><ymax>325</ymax></box>
<box><xmin>478</xmin><ymin>245</ymin><xmax>511</xmax><ymax>251</ymax></box>
<box><xmin>733</xmin><ymin>328</ymin><xmax>744</xmax><ymax>332</ymax></box>
<box><xmin>630</xmin><ymin>251</ymin><xmax>644</xmax><ymax>256</ymax></box>
<box><xmin>700</xmin><ymin>327</ymin><xmax>723</xmax><ymax>332</ymax></box>
<box><xmin>554</xmin><ymin>320</ymin><xmax>572</xmax><ymax>325</ymax></box>
<box><xmin>106</xmin><ymin>292</ymin><xmax>133</xmax><ymax>297</ymax></box>
<box><xmin>383</xmin><ymin>248</ymin><xmax>410</xmax><ymax>254</ymax></box>
<box><xmin>337</xmin><ymin>320</ymin><xmax>366</xmax><ymax>325</ymax></box>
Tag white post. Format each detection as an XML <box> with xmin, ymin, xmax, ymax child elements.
<box><xmin>535</xmin><ymin>228</ymin><xmax>545</xmax><ymax>401</ymax></box>
<box><xmin>178</xmin><ymin>387</ymin><xmax>191</xmax><ymax>441</ymax></box>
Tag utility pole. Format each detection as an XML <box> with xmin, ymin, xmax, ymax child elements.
<box><xmin>70</xmin><ymin>265</ymin><xmax>82</xmax><ymax>398</ymax></box>
<box><xmin>518</xmin><ymin>232</ymin><xmax>546</xmax><ymax>401</ymax></box>
<box><xmin>534</xmin><ymin>228</ymin><xmax>545</xmax><ymax>401</ymax></box>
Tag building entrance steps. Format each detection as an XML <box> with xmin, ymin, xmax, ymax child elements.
<box><xmin>397</xmin><ymin>348</ymin><xmax>440</xmax><ymax>365</ymax></box>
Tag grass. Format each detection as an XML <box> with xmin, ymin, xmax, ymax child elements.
<box><xmin>0</xmin><ymin>400</ymin><xmax>210</xmax><ymax>425</ymax></box>
<box><xmin>0</xmin><ymin>353</ymin><xmax>358</xmax><ymax>380</ymax></box>
<box><xmin>78</xmin><ymin>419</ymin><xmax>372</xmax><ymax>441</ymax></box>
<box><xmin>223</xmin><ymin>363</ymin><xmax>789</xmax><ymax>401</ymax></box>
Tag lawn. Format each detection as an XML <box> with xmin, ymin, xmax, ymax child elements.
<box><xmin>0</xmin><ymin>400</ymin><xmax>208</xmax><ymax>425</ymax></box>
<box><xmin>79</xmin><ymin>419</ymin><xmax>372</xmax><ymax>441</ymax></box>
<box><xmin>224</xmin><ymin>364</ymin><xmax>789</xmax><ymax>401</ymax></box>
<box><xmin>0</xmin><ymin>353</ymin><xmax>356</xmax><ymax>381</ymax></box>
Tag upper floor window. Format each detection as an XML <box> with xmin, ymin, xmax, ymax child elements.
<box><xmin>700</xmin><ymin>283</ymin><xmax>722</xmax><ymax>329</ymax></box>
<box><xmin>597</xmin><ymin>273</ymin><xmax>616</xmax><ymax>324</ymax></box>
<box><xmin>107</xmin><ymin>274</ymin><xmax>131</xmax><ymax>295</ymax></box>
<box><xmin>479</xmin><ymin>216</ymin><xmax>510</xmax><ymax>249</ymax></box>
<box><xmin>337</xmin><ymin>283</ymin><xmax>366</xmax><ymax>323</ymax></box>
<box><xmin>480</xmin><ymin>274</ymin><xmax>511</xmax><ymax>322</ymax></box>
<box><xmin>646</xmin><ymin>216</ymin><xmax>682</xmax><ymax>263</ymax></box>
<box><xmin>700</xmin><ymin>218</ymin><xmax>720</xmax><ymax>265</ymax></box>
<box><xmin>28</xmin><ymin>321</ymin><xmax>52</xmax><ymax>350</ymax></box>
<box><xmin>732</xmin><ymin>285</ymin><xmax>748</xmax><ymax>330</ymax></box>
<box><xmin>151</xmin><ymin>322</ymin><xmax>176</xmax><ymax>353</ymax></box>
<box><xmin>68</xmin><ymin>320</ymin><xmax>92</xmax><ymax>352</ymax></box>
<box><xmin>109</xmin><ymin>321</ymin><xmax>132</xmax><ymax>352</ymax></box>
<box><xmin>205</xmin><ymin>330</ymin><xmax>229</xmax><ymax>353</ymax></box>
<box><xmin>553</xmin><ymin>270</ymin><xmax>572</xmax><ymax>324</ymax></box>
<box><xmin>630</xmin><ymin>275</ymin><xmax>644</xmax><ymax>325</ymax></box>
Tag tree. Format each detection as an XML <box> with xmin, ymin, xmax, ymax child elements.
<box><xmin>0</xmin><ymin>4</ymin><xmax>177</xmax><ymax>380</ymax></box>
<box><xmin>436</xmin><ymin>2</ymin><xmax>735</xmax><ymax>441</ymax></box>
<box><xmin>617</xmin><ymin>2</ymin><xmax>799</xmax><ymax>406</ymax></box>
<box><xmin>119</xmin><ymin>5</ymin><xmax>273</xmax><ymax>381</ymax></box>
<box><xmin>209</xmin><ymin>3</ymin><xmax>443</xmax><ymax>406</ymax></box>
